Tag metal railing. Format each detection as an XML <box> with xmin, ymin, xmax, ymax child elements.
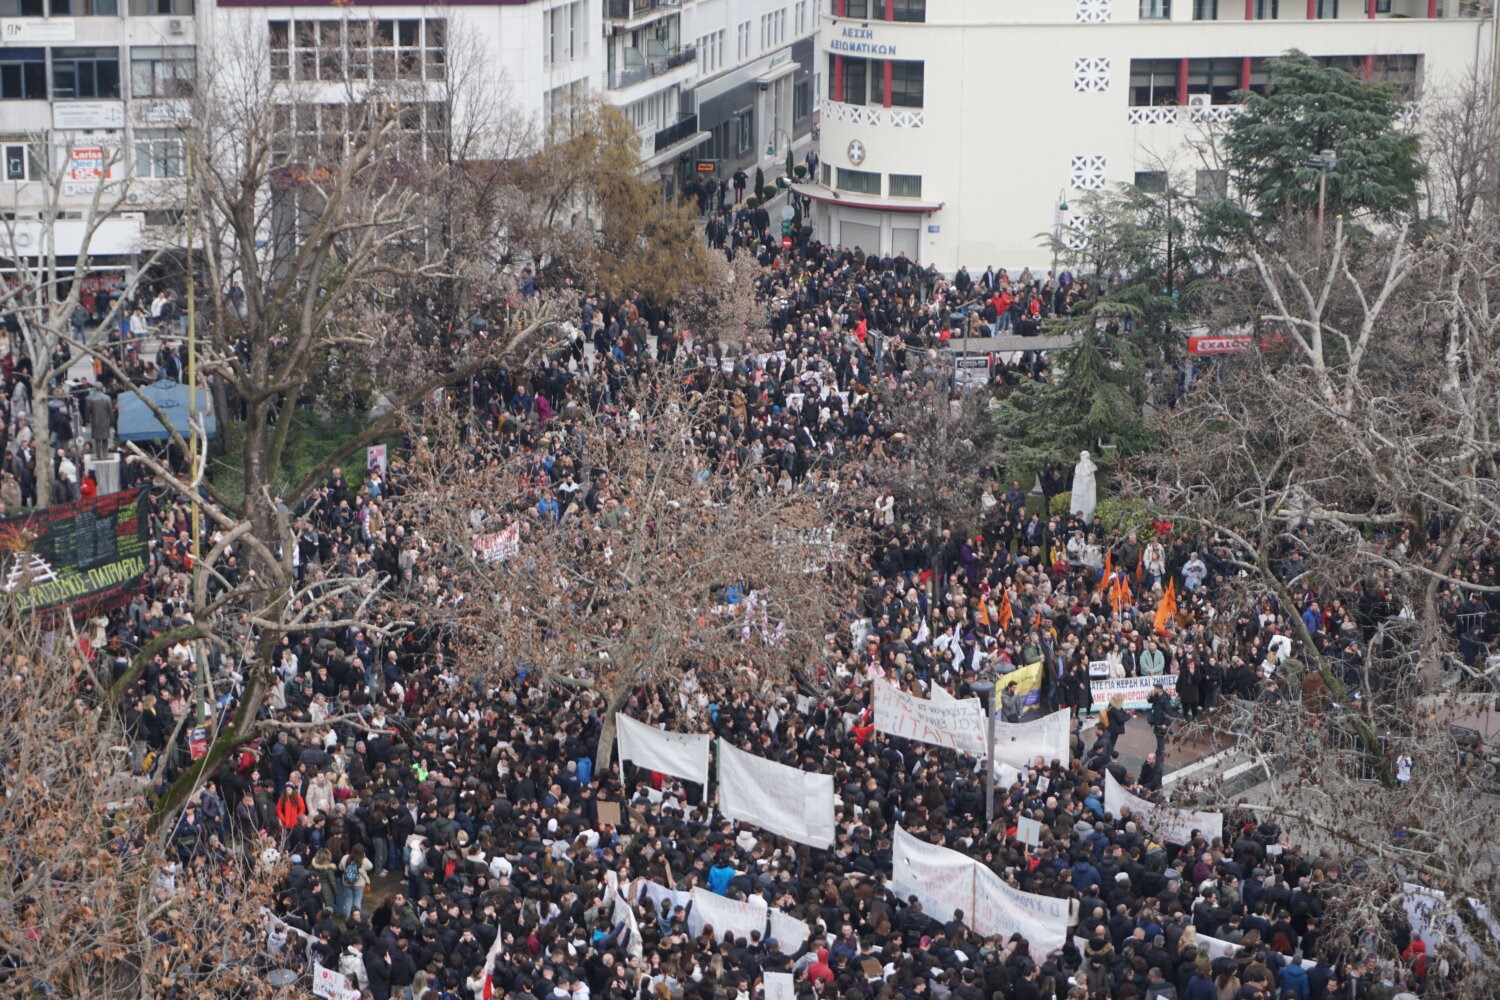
<box><xmin>653</xmin><ymin>113</ymin><xmax>699</xmax><ymax>154</ymax></box>
<box><xmin>605</xmin><ymin>0</ymin><xmax>680</xmax><ymax>19</ymax></box>
<box><xmin>608</xmin><ymin>44</ymin><xmax>695</xmax><ymax>89</ymax></box>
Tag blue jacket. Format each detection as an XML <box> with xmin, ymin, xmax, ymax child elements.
<box><xmin>1278</xmin><ymin>962</ymin><xmax>1310</xmax><ymax>1000</ymax></box>
<box><xmin>1186</xmin><ymin>975</ymin><xmax>1218</xmax><ymax>1000</ymax></box>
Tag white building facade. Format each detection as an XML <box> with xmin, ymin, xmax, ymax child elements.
<box><xmin>802</xmin><ymin>0</ymin><xmax>1496</xmax><ymax>272</ymax></box>
<box><xmin>0</xmin><ymin>0</ymin><xmax>202</xmax><ymax>288</ymax></box>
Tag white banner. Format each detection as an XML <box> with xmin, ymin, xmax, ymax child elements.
<box><xmin>765</xmin><ymin>972</ymin><xmax>796</xmax><ymax>1000</ymax></box>
<box><xmin>874</xmin><ymin>680</ymin><xmax>988</xmax><ymax>756</ymax></box>
<box><xmin>1089</xmin><ymin>675</ymin><xmax>1176</xmax><ymax>712</ymax></box>
<box><xmin>1402</xmin><ymin>883</ymin><xmax>1500</xmax><ymax>968</ymax></box>
<box><xmin>639</xmin><ymin>879</ymin><xmax>692</xmax><ymax>918</ymax></box>
<box><xmin>1196</xmin><ymin>933</ymin><xmax>1315</xmax><ymax>969</ymax></box>
<box><xmin>717</xmin><ymin>740</ymin><xmax>836</xmax><ymax>849</ymax></box>
<box><xmin>313</xmin><ymin>965</ymin><xmax>360</xmax><ymax>1000</ymax></box>
<box><xmin>474</xmin><ymin>523</ymin><xmax>521</xmax><ymax>564</ymax></box>
<box><xmin>1104</xmin><ymin>772</ymin><xmax>1222</xmax><ymax>845</ymax></box>
<box><xmin>973</xmin><ymin>864</ymin><xmax>1070</xmax><ymax>953</ymax></box>
<box><xmin>768</xmin><ymin>908</ymin><xmax>811</xmax><ymax>955</ymax></box>
<box><xmin>616</xmin><ymin>714</ymin><xmax>712</xmax><ymax>787</ymax></box>
<box><xmin>931</xmin><ymin>683</ymin><xmax>955</xmax><ymax>702</ymax></box>
<box><xmin>605</xmin><ymin>871</ymin><xmax>644</xmax><ymax>960</ymax></box>
<box><xmin>687</xmin><ymin>886</ymin><xmax>768</xmax><ymax>942</ymax></box>
<box><xmin>891</xmin><ymin>825</ymin><xmax>976</xmax><ymax>927</ymax></box>
<box><xmin>992</xmin><ymin>709</ymin><xmax>1072</xmax><ymax>771</ymax></box>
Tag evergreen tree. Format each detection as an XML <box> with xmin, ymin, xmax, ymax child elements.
<box><xmin>1224</xmin><ymin>49</ymin><xmax>1423</xmax><ymax>220</ymax></box>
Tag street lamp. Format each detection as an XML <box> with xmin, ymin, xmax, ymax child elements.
<box><xmin>1305</xmin><ymin>149</ymin><xmax>1336</xmax><ymax>259</ymax></box>
<box><xmin>1051</xmin><ymin>190</ymin><xmax>1069</xmax><ymax>289</ymax></box>
<box><xmin>971</xmin><ymin>680</ymin><xmax>997</xmax><ymax>826</ymax></box>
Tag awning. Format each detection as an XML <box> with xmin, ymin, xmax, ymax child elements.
<box><xmin>117</xmin><ymin>379</ymin><xmax>217</xmax><ymax>442</ymax></box>
<box><xmin>790</xmin><ymin>182</ymin><xmax>942</xmax><ymax>214</ymax></box>
<box><xmin>755</xmin><ymin>60</ymin><xmax>801</xmax><ymax>85</ymax></box>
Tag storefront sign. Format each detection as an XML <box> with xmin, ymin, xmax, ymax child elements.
<box><xmin>1</xmin><ymin>17</ymin><xmax>75</xmax><ymax>42</ymax></box>
<box><xmin>829</xmin><ymin>26</ymin><xmax>897</xmax><ymax>56</ymax></box>
<box><xmin>60</xmin><ymin>142</ymin><xmax>118</xmax><ymax>196</ymax></box>
<box><xmin>53</xmin><ymin>101</ymin><xmax>125</xmax><ymax>130</ymax></box>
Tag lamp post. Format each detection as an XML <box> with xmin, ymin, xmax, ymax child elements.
<box><xmin>971</xmin><ymin>680</ymin><xmax>997</xmax><ymax>826</ymax></box>
<box><xmin>1051</xmin><ymin>190</ymin><xmax>1070</xmax><ymax>289</ymax></box>
<box><xmin>1305</xmin><ymin>149</ymin><xmax>1336</xmax><ymax>259</ymax></box>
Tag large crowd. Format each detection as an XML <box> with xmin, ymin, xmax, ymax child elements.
<box><xmin>33</xmin><ymin>223</ymin><xmax>1476</xmax><ymax>1000</ymax></box>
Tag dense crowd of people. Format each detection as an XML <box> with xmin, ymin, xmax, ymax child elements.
<box><xmin>52</xmin><ymin>227</ymin><xmax>1482</xmax><ymax>1000</ymax></box>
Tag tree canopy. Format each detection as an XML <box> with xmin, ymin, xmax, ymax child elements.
<box><xmin>1224</xmin><ymin>49</ymin><xmax>1423</xmax><ymax>220</ymax></box>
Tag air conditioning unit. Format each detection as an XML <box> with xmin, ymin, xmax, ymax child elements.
<box><xmin>168</xmin><ymin>18</ymin><xmax>185</xmax><ymax>35</ymax></box>
<box><xmin>1186</xmin><ymin>94</ymin><xmax>1211</xmax><ymax>108</ymax></box>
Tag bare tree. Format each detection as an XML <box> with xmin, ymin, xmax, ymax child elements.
<box><xmin>0</xmin><ymin>604</ymin><xmax>279</xmax><ymax>996</ymax></box>
<box><xmin>393</xmin><ymin>369</ymin><xmax>862</xmax><ymax>766</ymax></box>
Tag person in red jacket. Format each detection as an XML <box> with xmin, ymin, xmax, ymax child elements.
<box><xmin>275</xmin><ymin>783</ymin><xmax>306</xmax><ymax>832</ymax></box>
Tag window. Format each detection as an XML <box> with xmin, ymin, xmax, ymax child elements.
<box><xmin>1195</xmin><ymin>169</ymin><xmax>1228</xmax><ymax>198</ymax></box>
<box><xmin>842</xmin><ymin>58</ymin><xmax>868</xmax><ymax>105</ymax></box>
<box><xmin>889</xmin><ymin>173</ymin><xmax>922</xmax><ymax>197</ymax></box>
<box><xmin>1193</xmin><ymin>0</ymin><xmax>1217</xmax><ymax>16</ymax></box>
<box><xmin>1186</xmin><ymin>58</ymin><xmax>1237</xmax><ymax>104</ymax></box>
<box><xmin>1134</xmin><ymin>171</ymin><xmax>1167</xmax><ymax>193</ymax></box>
<box><xmin>50</xmin><ymin>0</ymin><xmax>118</xmax><ymax>14</ymax></box>
<box><xmin>891</xmin><ymin>0</ymin><xmax>926</xmax><ymax>20</ymax></box>
<box><xmin>0</xmin><ymin>49</ymin><xmax>47</xmax><ymax>100</ymax></box>
<box><xmin>795</xmin><ymin>0</ymin><xmax>807</xmax><ymax>34</ymax></box>
<box><xmin>0</xmin><ymin>0</ymin><xmax>45</xmax><ymax>14</ymax></box>
<box><xmin>1376</xmin><ymin>0</ymin><xmax>1391</xmax><ymax>10</ymax></box>
<box><xmin>1252</xmin><ymin>0</ymin><xmax>1277</xmax><ymax>16</ymax></box>
<box><xmin>820</xmin><ymin>162</ymin><xmax>831</xmax><ymax>186</ymax></box>
<box><xmin>844</xmin><ymin>0</ymin><xmax>869</xmax><ymax>15</ymax></box>
<box><xmin>1245</xmin><ymin>57</ymin><xmax>1271</xmax><ymax>95</ymax></box>
<box><xmin>794</xmin><ymin>77</ymin><xmax>812</xmax><ymax>120</ymax></box>
<box><xmin>3</xmin><ymin>140</ymin><xmax>41</xmax><ymax>180</ymax></box>
<box><xmin>134</xmin><ymin>127</ymin><xmax>184</xmax><ymax>178</ymax></box>
<box><xmin>736</xmin><ymin>107</ymin><xmax>754</xmax><ymax>153</ymax></box>
<box><xmin>1139</xmin><ymin>0</ymin><xmax>1170</xmax><ymax>18</ymax></box>
<box><xmin>129</xmin><ymin>45</ymin><xmax>194</xmax><ymax>97</ymax></box>
<box><xmin>274</xmin><ymin>17</ymin><xmax>445</xmax><ymax>84</ymax></box>
<box><xmin>737</xmin><ymin>21</ymin><xmax>751</xmax><ymax>61</ymax></box>
<box><xmin>836</xmin><ymin>168</ymin><xmax>880</xmax><ymax>195</ymax></box>
<box><xmin>129</xmin><ymin>0</ymin><xmax>191</xmax><ymax>14</ymax></box>
<box><xmin>1369</xmin><ymin>53</ymin><xmax>1421</xmax><ymax>98</ymax></box>
<box><xmin>52</xmin><ymin>47</ymin><xmax>120</xmax><ymax>99</ymax></box>
<box><xmin>1313</xmin><ymin>0</ymin><xmax>1338</xmax><ymax>15</ymax></box>
<box><xmin>884</xmin><ymin>60</ymin><xmax>923</xmax><ymax>107</ymax></box>
<box><xmin>1129</xmin><ymin>59</ymin><xmax>1178</xmax><ymax>106</ymax></box>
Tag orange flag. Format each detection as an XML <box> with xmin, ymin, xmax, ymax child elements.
<box><xmin>978</xmin><ymin>600</ymin><xmax>991</xmax><ymax>627</ymax></box>
<box><xmin>1096</xmin><ymin>552</ymin><xmax>1112</xmax><ymax>593</ymax></box>
<box><xmin>1153</xmin><ymin>579</ymin><xmax>1178</xmax><ymax>635</ymax></box>
<box><xmin>1135</xmin><ymin>551</ymin><xmax>1143</xmax><ymax>582</ymax></box>
<box><xmin>1113</xmin><ymin>575</ymin><xmax>1131</xmax><ymax>613</ymax></box>
<box><xmin>998</xmin><ymin>591</ymin><xmax>1014</xmax><ymax>632</ymax></box>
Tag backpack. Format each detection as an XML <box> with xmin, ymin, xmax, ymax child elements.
<box><xmin>342</xmin><ymin>859</ymin><xmax>361</xmax><ymax>886</ymax></box>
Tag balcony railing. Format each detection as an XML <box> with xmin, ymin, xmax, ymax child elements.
<box><xmin>606</xmin><ymin>0</ymin><xmax>680</xmax><ymax>20</ymax></box>
<box><xmin>609</xmin><ymin>44</ymin><xmax>696</xmax><ymax>89</ymax></box>
<box><xmin>653</xmin><ymin>113</ymin><xmax>699</xmax><ymax>154</ymax></box>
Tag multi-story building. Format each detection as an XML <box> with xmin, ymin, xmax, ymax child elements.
<box><xmin>0</xmin><ymin>0</ymin><xmax>201</xmax><ymax>304</ymax></box>
<box><xmin>800</xmin><ymin>0</ymin><xmax>1496</xmax><ymax>271</ymax></box>
<box><xmin>682</xmin><ymin>0</ymin><xmax>818</xmax><ymax>187</ymax></box>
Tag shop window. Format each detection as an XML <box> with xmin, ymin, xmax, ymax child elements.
<box><xmin>836</xmin><ymin>168</ymin><xmax>880</xmax><ymax>195</ymax></box>
<box><xmin>889</xmin><ymin>173</ymin><xmax>922</xmax><ymax>197</ymax></box>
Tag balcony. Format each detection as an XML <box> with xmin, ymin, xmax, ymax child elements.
<box><xmin>608</xmin><ymin>44</ymin><xmax>696</xmax><ymax>90</ymax></box>
<box><xmin>606</xmin><ymin>0</ymin><xmax>680</xmax><ymax>25</ymax></box>
<box><xmin>654</xmin><ymin>113</ymin><xmax>699</xmax><ymax>154</ymax></box>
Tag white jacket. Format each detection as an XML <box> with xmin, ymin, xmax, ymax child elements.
<box><xmin>339</xmin><ymin>948</ymin><xmax>370</xmax><ymax>991</ymax></box>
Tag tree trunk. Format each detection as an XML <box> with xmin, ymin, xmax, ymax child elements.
<box><xmin>31</xmin><ymin>390</ymin><xmax>53</xmax><ymax>510</ymax></box>
<box><xmin>594</xmin><ymin>685</ymin><xmax>632</xmax><ymax>774</ymax></box>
